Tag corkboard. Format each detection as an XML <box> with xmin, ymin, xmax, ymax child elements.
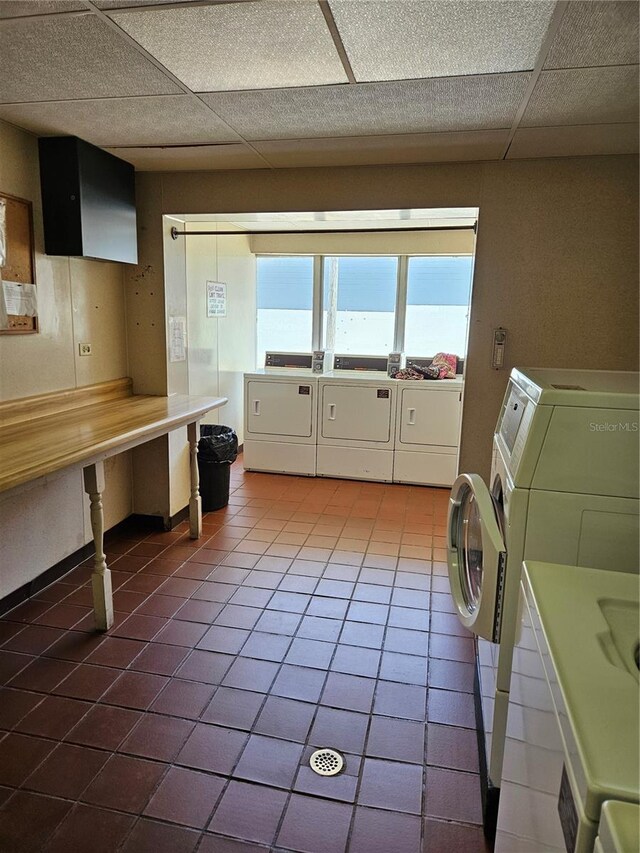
<box><xmin>0</xmin><ymin>192</ymin><xmax>37</xmax><ymax>334</ymax></box>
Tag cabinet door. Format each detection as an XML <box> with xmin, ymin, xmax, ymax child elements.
<box><xmin>399</xmin><ymin>388</ymin><xmax>461</xmax><ymax>447</ymax></box>
<box><xmin>321</xmin><ymin>384</ymin><xmax>392</xmax><ymax>443</ymax></box>
<box><xmin>246</xmin><ymin>381</ymin><xmax>314</xmax><ymax>437</ymax></box>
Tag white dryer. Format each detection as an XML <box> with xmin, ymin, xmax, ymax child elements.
<box><xmin>316</xmin><ymin>372</ymin><xmax>397</xmax><ymax>482</ymax></box>
<box><xmin>393</xmin><ymin>378</ymin><xmax>463</xmax><ymax>486</ymax></box>
<box><xmin>446</xmin><ymin>367</ymin><xmax>639</xmax><ymax>836</ymax></box>
<box><xmin>243</xmin><ymin>369</ymin><xmax>318</xmax><ymax>476</ymax></box>
<box><xmin>495</xmin><ymin>562</ymin><xmax>639</xmax><ymax>853</ymax></box>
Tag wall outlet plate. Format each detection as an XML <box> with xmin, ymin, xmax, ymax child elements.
<box><xmin>78</xmin><ymin>342</ymin><xmax>92</xmax><ymax>356</ymax></box>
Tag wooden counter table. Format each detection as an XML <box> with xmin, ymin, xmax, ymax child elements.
<box><xmin>0</xmin><ymin>378</ymin><xmax>227</xmax><ymax>630</ymax></box>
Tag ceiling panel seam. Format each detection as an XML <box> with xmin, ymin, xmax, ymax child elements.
<box><xmin>500</xmin><ymin>0</ymin><xmax>570</xmax><ymax>160</ymax></box>
<box><xmin>81</xmin><ymin>0</ymin><xmax>275</xmax><ymax>167</ymax></box>
<box><xmin>317</xmin><ymin>0</ymin><xmax>356</xmax><ymax>84</ymax></box>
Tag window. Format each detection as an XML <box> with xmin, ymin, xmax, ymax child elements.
<box><xmin>322</xmin><ymin>256</ymin><xmax>398</xmax><ymax>355</ymax></box>
<box><xmin>256</xmin><ymin>256</ymin><xmax>313</xmax><ymax>365</ymax></box>
<box><xmin>255</xmin><ymin>252</ymin><xmax>474</xmax><ymax>366</ymax></box>
<box><xmin>404</xmin><ymin>256</ymin><xmax>473</xmax><ymax>356</ymax></box>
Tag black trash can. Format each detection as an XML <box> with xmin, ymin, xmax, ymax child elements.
<box><xmin>197</xmin><ymin>425</ymin><xmax>238</xmax><ymax>511</ymax></box>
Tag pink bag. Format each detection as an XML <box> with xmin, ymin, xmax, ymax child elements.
<box><xmin>430</xmin><ymin>353</ymin><xmax>458</xmax><ymax>379</ymax></box>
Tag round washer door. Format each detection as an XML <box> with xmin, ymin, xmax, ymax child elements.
<box><xmin>447</xmin><ymin>473</ymin><xmax>506</xmax><ymax>642</ymax></box>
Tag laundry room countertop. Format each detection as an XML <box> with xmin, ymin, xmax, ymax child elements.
<box><xmin>523</xmin><ymin>561</ymin><xmax>639</xmax><ymax>820</ymax></box>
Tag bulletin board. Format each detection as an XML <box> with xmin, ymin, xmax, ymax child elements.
<box><xmin>0</xmin><ymin>192</ymin><xmax>37</xmax><ymax>334</ymax></box>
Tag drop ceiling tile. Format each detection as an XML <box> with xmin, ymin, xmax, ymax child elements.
<box><xmin>522</xmin><ymin>66</ymin><xmax>639</xmax><ymax>127</ymax></box>
<box><xmin>203</xmin><ymin>73</ymin><xmax>530</xmax><ymax>140</ymax></box>
<box><xmin>0</xmin><ymin>1</ymin><xmax>85</xmax><ymax>17</ymax></box>
<box><xmin>105</xmin><ymin>143</ymin><xmax>267</xmax><ymax>170</ymax></box>
<box><xmin>328</xmin><ymin>0</ymin><xmax>555</xmax><ymax>81</ymax></box>
<box><xmin>545</xmin><ymin>1</ymin><xmax>639</xmax><ymax>69</ymax></box>
<box><xmin>111</xmin><ymin>1</ymin><xmax>347</xmax><ymax>92</ymax></box>
<box><xmin>255</xmin><ymin>130</ymin><xmax>509</xmax><ymax>168</ymax></box>
<box><xmin>507</xmin><ymin>123</ymin><xmax>639</xmax><ymax>159</ymax></box>
<box><xmin>98</xmin><ymin>0</ymin><xmax>195</xmax><ymax>7</ymax></box>
<box><xmin>0</xmin><ymin>95</ymin><xmax>239</xmax><ymax>145</ymax></box>
<box><xmin>0</xmin><ymin>14</ymin><xmax>180</xmax><ymax>103</ymax></box>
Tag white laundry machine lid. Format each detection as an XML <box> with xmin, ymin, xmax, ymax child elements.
<box><xmin>447</xmin><ymin>473</ymin><xmax>506</xmax><ymax>643</ymax></box>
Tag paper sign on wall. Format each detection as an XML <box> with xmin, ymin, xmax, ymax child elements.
<box><xmin>0</xmin><ymin>280</ymin><xmax>38</xmax><ymax>330</ymax></box>
<box><xmin>207</xmin><ymin>281</ymin><xmax>227</xmax><ymax>318</ymax></box>
<box><xmin>169</xmin><ymin>315</ymin><xmax>187</xmax><ymax>362</ymax></box>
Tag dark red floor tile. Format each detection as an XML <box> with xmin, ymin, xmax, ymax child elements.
<box><xmin>239</xmin><ymin>631</ymin><xmax>291</xmax><ymax>662</ymax></box>
<box><xmin>270</xmin><ymin>664</ymin><xmax>325</xmax><ymax>702</ymax></box>
<box><xmin>52</xmin><ymin>663</ymin><xmax>121</xmax><ymax>701</ymax></box>
<box><xmin>0</xmin><ymin>621</ymin><xmax>23</xmax><ymax>644</ymax></box>
<box><xmin>7</xmin><ymin>600</ymin><xmax>52</xmax><ymax>624</ymax></box>
<box><xmin>425</xmin><ymin>766</ymin><xmax>482</xmax><ymax>824</ymax></box>
<box><xmin>208</xmin><ymin>780</ymin><xmax>287</xmax><ymax>845</ymax></box>
<box><xmin>208</xmin><ymin>565</ymin><xmax>251</xmax><ymax>585</ymax></box>
<box><xmin>121</xmin><ymin>574</ymin><xmax>167</xmax><ymax>595</ymax></box>
<box><xmin>120</xmin><ymin>818</ymin><xmax>200</xmax><ymax>853</ymax></box>
<box><xmin>0</xmin><ymin>687</ymin><xmax>43</xmax><ymax>729</ymax></box>
<box><xmin>293</xmin><ymin>764</ymin><xmax>358</xmax><ymax>802</ymax></box>
<box><xmin>277</xmin><ymin>574</ymin><xmax>318</xmax><ymax>593</ymax></box>
<box><xmin>310</xmin><ymin>706</ymin><xmax>369</xmax><ymax>754</ymax></box>
<box><xmin>111</xmin><ymin>614</ymin><xmax>167</xmax><ymax>641</ymax></box>
<box><xmin>222</xmin><ymin>656</ymin><xmax>279</xmax><ymax>692</ymax></box>
<box><xmin>62</xmin><ymin>586</ymin><xmax>95</xmax><ymax>607</ymax></box>
<box><xmin>423</xmin><ymin>817</ymin><xmax>490</xmax><ymax>852</ymax></box>
<box><xmin>33</xmin><ymin>603</ymin><xmax>90</xmax><ymax>629</ymax></box>
<box><xmin>366</xmin><ymin>715</ymin><xmax>425</xmax><ymax>764</ymax></box>
<box><xmin>220</xmin><ymin>552</ymin><xmax>261</xmax><ymax>569</ymax></box>
<box><xmin>320</xmin><ymin>671</ymin><xmax>376</xmax><ymax>713</ymax></box>
<box><xmin>176</xmin><ymin>599</ymin><xmax>225</xmax><ymax>623</ymax></box>
<box><xmin>253</xmin><ymin>609</ymin><xmax>302</xmax><ymax>635</ymax></box>
<box><xmin>297</xmin><ymin>615</ymin><xmax>342</xmax><ymax>642</ymax></box>
<box><xmin>427</xmin><ymin>723</ymin><xmax>480</xmax><ymax>773</ymax></box>
<box><xmin>331</xmin><ymin>644</ymin><xmax>381</xmax><ymax>678</ymax></box>
<box><xmin>254</xmin><ymin>695</ymin><xmax>315</xmax><ymax>743</ymax></box>
<box><xmin>201</xmin><ymin>686</ymin><xmax>265</xmax><ymax>730</ymax></box>
<box><xmin>288</xmin><ymin>559</ymin><xmax>325</xmax><ymax>578</ymax></box>
<box><xmin>243</xmin><ymin>569</ymin><xmax>284</xmax><ymax>589</ymax></box>
<box><xmin>378</xmin><ymin>651</ymin><xmax>428</xmax><ymax>686</ymax></box>
<box><xmin>430</xmin><ymin>633</ymin><xmax>475</xmax><ymax>663</ymax></box>
<box><xmin>0</xmin><ymin>791</ymin><xmax>72</xmax><ymax>853</ymax></box>
<box><xmin>427</xmin><ymin>688</ymin><xmax>476</xmax><ymax>729</ymax></box>
<box><xmin>430</xmin><ymin>610</ymin><xmax>473</xmax><ymax>637</ymax></box>
<box><xmin>0</xmin><ymin>650</ymin><xmax>35</xmax><ymax>685</ymax></box>
<box><xmin>120</xmin><ymin>713</ymin><xmax>194</xmax><ymax>761</ymax></box>
<box><xmin>285</xmin><ymin>637</ymin><xmax>335</xmax><ymax>670</ymax></box>
<box><xmin>0</xmin><ymin>788</ymin><xmax>11</xmax><ymax>808</ymax></box>
<box><xmin>135</xmin><ymin>594</ymin><xmax>185</xmax><ymax>618</ymax></box>
<box><xmin>144</xmin><ymin>766</ymin><xmax>225</xmax><ymax>828</ymax></box>
<box><xmin>15</xmin><ymin>695</ymin><xmax>91</xmax><ymax>739</ymax></box>
<box><xmin>150</xmin><ymin>678</ymin><xmax>216</xmax><ymax>719</ymax></box>
<box><xmin>22</xmin><ymin>743</ymin><xmax>108</xmax><ymax>798</ymax></box>
<box><xmin>111</xmin><ymin>554</ymin><xmax>151</xmax><ymax>572</ymax></box>
<box><xmin>359</xmin><ymin>757</ymin><xmax>423</xmax><ymax>814</ymax></box>
<box><xmin>101</xmin><ymin>670</ymin><xmax>169</xmax><ymax>710</ymax></box>
<box><xmin>350</xmin><ymin>807</ymin><xmax>421</xmax><ymax>853</ymax></box>
<box><xmin>81</xmin><ymin>754</ymin><xmax>167</xmax><ymax>814</ymax></box>
<box><xmin>66</xmin><ymin>703</ymin><xmax>142</xmax><ymax>750</ymax></box>
<box><xmin>128</xmin><ymin>641</ymin><xmax>189</xmax><ymax>676</ymax></box>
<box><xmin>2</xmin><ymin>625</ymin><xmax>65</xmax><ymax>656</ymax></box>
<box><xmin>154</xmin><ymin>619</ymin><xmax>209</xmax><ymax>647</ymax></box>
<box><xmin>214</xmin><ymin>603</ymin><xmax>262</xmax><ymax>630</ymax></box>
<box><xmin>177</xmin><ymin>722</ymin><xmax>248</xmax><ymax>774</ymax></box>
<box><xmin>233</xmin><ymin>733</ymin><xmax>303</xmax><ymax>789</ymax></box>
<box><xmin>383</xmin><ymin>626</ymin><xmax>429</xmax><ymax>656</ymax></box>
<box><xmin>129</xmin><ymin>542</ymin><xmax>167</xmax><ymax>558</ymax></box>
<box><xmin>158</xmin><ymin>577</ymin><xmax>205</xmax><ymax>599</ymax></box>
<box><xmin>427</xmin><ymin>658</ymin><xmax>475</xmax><ymax>693</ymax></box>
<box><xmin>228</xmin><ymin>587</ymin><xmax>272</xmax><ymax>608</ymax></box>
<box><xmin>85</xmin><ymin>636</ymin><xmax>147</xmax><ymax>668</ymax></box>
<box><xmin>42</xmin><ymin>630</ymin><xmax>104</xmax><ymax>663</ymax></box>
<box><xmin>42</xmin><ymin>803</ymin><xmax>135</xmax><ymax>853</ymax></box>
<box><xmin>175</xmin><ymin>649</ymin><xmax>234</xmax><ymax>684</ymax></box>
<box><xmin>373</xmin><ymin>680</ymin><xmax>427</xmax><ymax>721</ymax></box>
<box><xmin>0</xmin><ymin>733</ymin><xmax>55</xmax><ymax>786</ymax></box>
<box><xmin>197</xmin><ymin>625</ymin><xmax>250</xmax><ymax>654</ymax></box>
<box><xmin>141</xmin><ymin>556</ymin><xmax>183</xmax><ymax>576</ymax></box>
<box><xmin>276</xmin><ymin>793</ymin><xmax>353</xmax><ymax>853</ymax></box>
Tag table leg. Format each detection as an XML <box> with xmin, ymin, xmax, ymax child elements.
<box><xmin>83</xmin><ymin>461</ymin><xmax>113</xmax><ymax>631</ymax></box>
<box><xmin>187</xmin><ymin>421</ymin><xmax>202</xmax><ymax>540</ymax></box>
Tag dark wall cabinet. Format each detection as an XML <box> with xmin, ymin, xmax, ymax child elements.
<box><xmin>38</xmin><ymin>136</ymin><xmax>138</xmax><ymax>264</ymax></box>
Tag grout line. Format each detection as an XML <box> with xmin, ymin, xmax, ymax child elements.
<box><xmin>317</xmin><ymin>0</ymin><xmax>357</xmax><ymax>85</ymax></box>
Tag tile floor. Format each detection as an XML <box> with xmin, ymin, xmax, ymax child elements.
<box><xmin>0</xmin><ymin>458</ymin><xmax>489</xmax><ymax>853</ymax></box>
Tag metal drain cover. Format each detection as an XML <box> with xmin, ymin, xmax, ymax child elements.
<box><xmin>310</xmin><ymin>748</ymin><xmax>344</xmax><ymax>777</ymax></box>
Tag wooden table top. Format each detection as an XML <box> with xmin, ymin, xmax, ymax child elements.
<box><xmin>0</xmin><ymin>393</ymin><xmax>227</xmax><ymax>493</ymax></box>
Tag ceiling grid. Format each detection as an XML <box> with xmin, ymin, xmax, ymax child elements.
<box><xmin>0</xmin><ymin>0</ymin><xmax>637</xmax><ymax>170</ymax></box>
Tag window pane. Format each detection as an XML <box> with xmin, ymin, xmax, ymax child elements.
<box><xmin>405</xmin><ymin>256</ymin><xmax>473</xmax><ymax>357</ymax></box>
<box><xmin>256</xmin><ymin>256</ymin><xmax>313</xmax><ymax>366</ymax></box>
<box><xmin>322</xmin><ymin>256</ymin><xmax>398</xmax><ymax>355</ymax></box>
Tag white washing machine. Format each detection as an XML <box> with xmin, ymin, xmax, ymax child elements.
<box><xmin>495</xmin><ymin>562</ymin><xmax>639</xmax><ymax>853</ymax></box>
<box><xmin>243</xmin><ymin>369</ymin><xmax>319</xmax><ymax>476</ymax></box>
<box><xmin>446</xmin><ymin>367</ymin><xmax>639</xmax><ymax>836</ymax></box>
<box><xmin>393</xmin><ymin>377</ymin><xmax>463</xmax><ymax>486</ymax></box>
<box><xmin>316</xmin><ymin>372</ymin><xmax>397</xmax><ymax>482</ymax></box>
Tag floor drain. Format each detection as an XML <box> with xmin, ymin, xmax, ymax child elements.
<box><xmin>309</xmin><ymin>748</ymin><xmax>344</xmax><ymax>777</ymax></box>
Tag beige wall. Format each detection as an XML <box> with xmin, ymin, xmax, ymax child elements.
<box><xmin>0</xmin><ymin>119</ymin><xmax>132</xmax><ymax>598</ymax></box>
<box><xmin>127</xmin><ymin>154</ymin><xmax>638</xmax><ymax>491</ymax></box>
